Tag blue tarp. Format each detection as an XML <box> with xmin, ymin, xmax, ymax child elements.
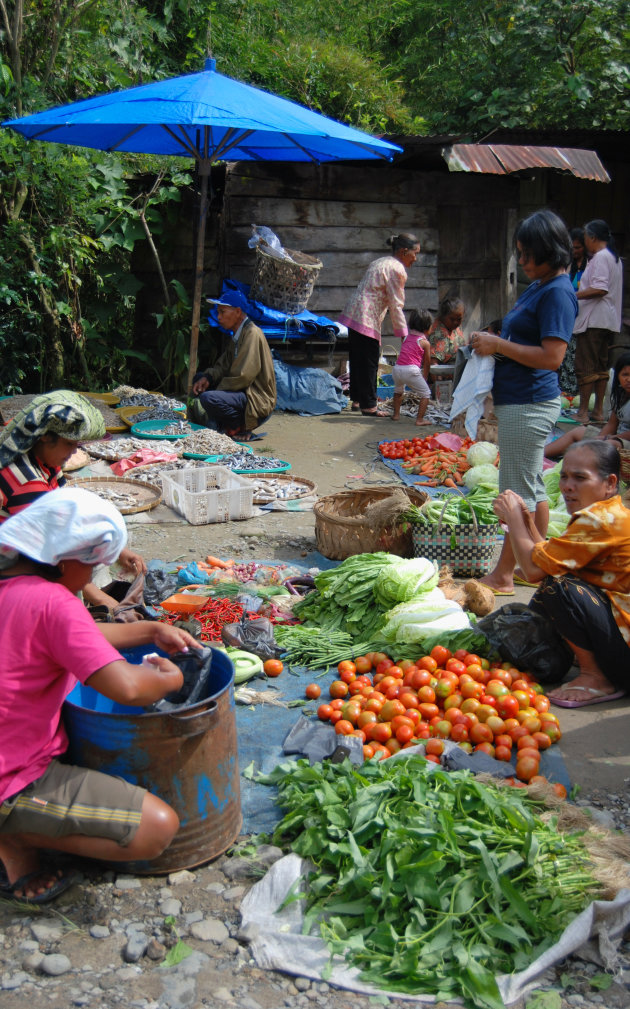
<box><xmin>274</xmin><ymin>357</ymin><xmax>348</xmax><ymax>415</ymax></box>
<box><xmin>209</xmin><ymin>279</ymin><xmax>343</xmax><ymax>341</ymax></box>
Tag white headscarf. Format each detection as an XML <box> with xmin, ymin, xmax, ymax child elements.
<box><xmin>0</xmin><ymin>487</ymin><xmax>127</xmax><ymax>568</ymax></box>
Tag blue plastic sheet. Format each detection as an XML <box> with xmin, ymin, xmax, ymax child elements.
<box><xmin>273</xmin><ymin>357</ymin><xmax>348</xmax><ymax>415</ymax></box>
<box><xmin>209</xmin><ymin>279</ymin><xmax>343</xmax><ymax>341</ymax></box>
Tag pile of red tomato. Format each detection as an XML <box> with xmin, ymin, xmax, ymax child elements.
<box><xmin>312</xmin><ymin>646</ymin><xmax>565</xmax><ymax>792</ymax></box>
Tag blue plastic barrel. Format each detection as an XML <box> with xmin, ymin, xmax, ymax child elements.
<box><xmin>63</xmin><ymin>646</ymin><xmax>242</xmax><ymax>874</ymax></box>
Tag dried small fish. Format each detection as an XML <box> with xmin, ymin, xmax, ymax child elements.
<box><xmin>182</xmin><ymin>430</ymin><xmax>241</xmax><ymax>455</ymax></box>
<box><xmin>215</xmin><ymin>452</ymin><xmax>287</xmax><ymax>472</ymax></box>
<box><xmin>85</xmin><ymin>437</ymin><xmax>186</xmax><ymax>460</ymax></box>
<box><xmin>127</xmin><ymin>408</ymin><xmax>183</xmax><ymax>423</ymax></box>
<box><xmin>126</xmin><ymin>459</ymin><xmax>209</xmax><ymax>487</ymax></box>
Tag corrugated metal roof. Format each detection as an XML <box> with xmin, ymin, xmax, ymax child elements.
<box><xmin>444</xmin><ymin>143</ymin><xmax>610</xmax><ymax>182</ymax></box>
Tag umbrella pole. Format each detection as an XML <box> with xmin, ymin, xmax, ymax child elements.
<box><xmin>187</xmin><ymin>161</ymin><xmax>211</xmax><ymax>395</ymax></box>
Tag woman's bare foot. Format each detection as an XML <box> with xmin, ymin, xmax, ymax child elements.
<box><xmin>0</xmin><ymin>837</ymin><xmax>41</xmax><ymax>886</ymax></box>
<box><xmin>415</xmin><ymin>419</ymin><xmax>431</xmax><ymax>426</ymax></box>
<box><xmin>575</xmin><ymin>413</ymin><xmax>589</xmax><ymax>424</ymax></box>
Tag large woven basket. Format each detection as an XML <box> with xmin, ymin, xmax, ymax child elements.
<box><xmin>250</xmin><ymin>244</ymin><xmax>322</xmax><ymax>314</ymax></box>
<box><xmin>619</xmin><ymin>448</ymin><xmax>630</xmax><ymax>485</ymax></box>
<box><xmin>314</xmin><ymin>487</ymin><xmax>428</xmax><ymax>561</ymax></box>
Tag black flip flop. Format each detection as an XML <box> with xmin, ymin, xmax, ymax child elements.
<box><xmin>0</xmin><ymin>868</ymin><xmax>78</xmax><ymax>905</ymax></box>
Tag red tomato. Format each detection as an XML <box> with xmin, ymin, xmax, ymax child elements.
<box><xmin>329</xmin><ymin>680</ymin><xmax>349</xmax><ymax>699</ymax></box>
<box><xmin>354</xmin><ymin>656</ymin><xmax>372</xmax><ymax>675</ymax></box>
<box><xmin>445</xmin><ymin>658</ymin><xmax>466</xmax><ymax>677</ymax></box>
<box><xmin>496</xmin><ymin>694</ymin><xmax>520</xmax><ymax>719</ymax></box>
<box><xmin>395</xmin><ymin>724</ymin><xmax>415</xmax><ymax>744</ymax></box>
<box><xmin>305</xmin><ymin>683</ymin><xmax>321</xmax><ymax>700</ymax></box>
<box><xmin>339</xmin><ymin>666</ymin><xmax>357</xmax><ymax>684</ymax></box>
<box><xmin>430</xmin><ymin>645</ymin><xmax>451</xmax><ymax>666</ymax></box>
<box><xmin>317</xmin><ymin>703</ymin><xmax>333</xmax><ymax>721</ymax></box>
<box><xmin>334</xmin><ymin>719</ymin><xmax>355</xmax><ymax>736</ymax></box>
<box><xmin>417</xmin><ymin>655</ymin><xmax>438</xmax><ymax>673</ymax></box>
<box><xmin>264</xmin><ymin>659</ymin><xmax>284</xmax><ymax>677</ymax></box>
<box><xmin>449</xmin><ymin>723</ymin><xmax>469</xmax><ymax>743</ymax></box>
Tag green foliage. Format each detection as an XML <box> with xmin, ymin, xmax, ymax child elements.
<box><xmin>395</xmin><ymin>0</ymin><xmax>630</xmax><ymax>132</ymax></box>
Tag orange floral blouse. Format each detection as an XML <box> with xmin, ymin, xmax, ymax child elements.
<box><xmin>532</xmin><ymin>495</ymin><xmax>630</xmax><ymax>647</ymax></box>
<box><xmin>427</xmin><ymin>320</ymin><xmax>466</xmax><ymax>364</ymax></box>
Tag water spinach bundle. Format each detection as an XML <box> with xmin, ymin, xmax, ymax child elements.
<box><xmin>267</xmin><ymin>755</ymin><xmax>601</xmax><ymax>1009</ymax></box>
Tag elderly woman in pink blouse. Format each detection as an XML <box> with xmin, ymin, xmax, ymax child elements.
<box><xmin>339</xmin><ymin>232</ymin><xmax>421</xmax><ymax>416</ymax></box>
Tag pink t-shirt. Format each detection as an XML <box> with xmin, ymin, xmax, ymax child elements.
<box><xmin>396</xmin><ymin>330</ymin><xmax>427</xmax><ymax>369</ymax></box>
<box><xmin>0</xmin><ymin>576</ymin><xmax>123</xmax><ymax>802</ymax></box>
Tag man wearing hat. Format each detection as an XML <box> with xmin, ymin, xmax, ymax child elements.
<box><xmin>191</xmin><ymin>291</ymin><xmax>276</xmax><ymax>439</ymax></box>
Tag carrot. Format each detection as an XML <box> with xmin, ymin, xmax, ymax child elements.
<box><xmin>205</xmin><ymin>555</ymin><xmax>234</xmax><ymax>569</ymax></box>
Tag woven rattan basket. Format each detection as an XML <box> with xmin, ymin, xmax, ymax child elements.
<box><xmin>619</xmin><ymin>448</ymin><xmax>630</xmax><ymax>485</ymax></box>
<box><xmin>314</xmin><ymin>487</ymin><xmax>428</xmax><ymax>561</ymax></box>
<box><xmin>250</xmin><ymin>245</ymin><xmax>322</xmax><ymax>314</ymax></box>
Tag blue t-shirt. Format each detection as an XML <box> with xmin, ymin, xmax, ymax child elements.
<box><xmin>493</xmin><ymin>274</ymin><xmax>577</xmax><ymax>405</ymax></box>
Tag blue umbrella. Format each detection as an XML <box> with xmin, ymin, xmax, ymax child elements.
<box><xmin>3</xmin><ymin>58</ymin><xmax>402</xmax><ymax>389</ymax></box>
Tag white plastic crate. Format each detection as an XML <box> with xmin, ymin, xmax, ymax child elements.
<box><xmin>161</xmin><ymin>466</ymin><xmax>254</xmax><ymax>525</ymax></box>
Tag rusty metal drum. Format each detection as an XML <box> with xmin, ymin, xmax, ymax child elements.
<box><xmin>63</xmin><ymin>646</ymin><xmax>242</xmax><ymax>874</ymax></box>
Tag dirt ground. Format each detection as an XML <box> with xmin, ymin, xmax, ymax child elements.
<box><xmin>125</xmin><ymin>407</ymin><xmax>630</xmax><ymax>798</ymax></box>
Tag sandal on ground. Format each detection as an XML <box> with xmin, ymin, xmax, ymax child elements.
<box><xmin>0</xmin><ymin>868</ymin><xmax>78</xmax><ymax>906</ymax></box>
<box><xmin>360</xmin><ymin>409</ymin><xmax>388</xmax><ymax>418</ymax></box>
<box><xmin>549</xmin><ymin>686</ymin><xmax>626</xmax><ymax>709</ymax></box>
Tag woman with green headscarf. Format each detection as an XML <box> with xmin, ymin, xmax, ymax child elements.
<box><xmin>0</xmin><ymin>391</ymin><xmax>146</xmax><ymax>610</ymax></box>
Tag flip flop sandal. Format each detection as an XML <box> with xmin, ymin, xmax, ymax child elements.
<box><xmin>549</xmin><ymin>687</ymin><xmax>626</xmax><ymax>709</ymax></box>
<box><xmin>361</xmin><ymin>410</ymin><xmax>388</xmax><ymax>418</ymax></box>
<box><xmin>513</xmin><ymin>576</ymin><xmax>539</xmax><ymax>588</ymax></box>
<box><xmin>0</xmin><ymin>868</ymin><xmax>78</xmax><ymax>906</ymax></box>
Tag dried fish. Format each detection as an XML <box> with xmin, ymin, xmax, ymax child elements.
<box><xmin>85</xmin><ymin>437</ymin><xmax>186</xmax><ymax>461</ymax></box>
<box><xmin>181</xmin><ymin>430</ymin><xmax>241</xmax><ymax>455</ymax></box>
<box><xmin>127</xmin><ymin>408</ymin><xmax>183</xmax><ymax>423</ymax></box>
<box><xmin>126</xmin><ymin>459</ymin><xmax>209</xmax><ymax>487</ymax></box>
<box><xmin>214</xmin><ymin>452</ymin><xmax>287</xmax><ymax>472</ymax></box>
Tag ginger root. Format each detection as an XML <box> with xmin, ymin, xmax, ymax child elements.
<box><xmin>438</xmin><ymin>566</ymin><xmax>495</xmax><ymax>616</ymax></box>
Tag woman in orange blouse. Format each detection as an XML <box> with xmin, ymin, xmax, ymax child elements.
<box><xmin>491</xmin><ymin>440</ymin><xmax>630</xmax><ymax>708</ymax></box>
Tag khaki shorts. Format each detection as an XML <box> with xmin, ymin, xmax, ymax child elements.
<box><xmin>0</xmin><ymin>760</ymin><xmax>146</xmax><ymax>846</ymax></box>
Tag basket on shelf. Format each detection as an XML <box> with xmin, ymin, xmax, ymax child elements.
<box><xmin>411</xmin><ymin>499</ymin><xmax>498</xmax><ymax>577</ymax></box>
<box><xmin>314</xmin><ymin>487</ymin><xmax>427</xmax><ymax>561</ymax></box>
<box><xmin>250</xmin><ymin>244</ymin><xmax>322</xmax><ymax>314</ymax></box>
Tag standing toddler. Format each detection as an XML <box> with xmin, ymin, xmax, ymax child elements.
<box><xmin>392</xmin><ymin>309</ymin><xmax>432</xmax><ymax>424</ymax></box>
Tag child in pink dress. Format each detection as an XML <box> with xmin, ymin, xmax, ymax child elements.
<box><xmin>392</xmin><ymin>309</ymin><xmax>432</xmax><ymax>425</ymax></box>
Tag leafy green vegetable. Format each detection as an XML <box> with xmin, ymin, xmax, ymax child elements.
<box><xmin>373</xmin><ymin>557</ymin><xmax>438</xmax><ymax>609</ymax></box>
<box><xmin>293</xmin><ymin>552</ymin><xmax>396</xmax><ymax>640</ymax></box>
<box><xmin>464</xmin><ymin>464</ymin><xmax>500</xmax><ymax>490</ymax></box>
<box><xmin>379</xmin><ymin>590</ymin><xmax>471</xmax><ymax>644</ymax></box>
<box><xmin>263</xmin><ymin>756</ymin><xmax>601</xmax><ymax>1009</ymax></box>
<box><xmin>406</xmin><ymin>486</ymin><xmax>499</xmax><ymax>529</ymax></box>
<box><xmin>467</xmin><ymin>442</ymin><xmax>499</xmax><ymax>467</ymax></box>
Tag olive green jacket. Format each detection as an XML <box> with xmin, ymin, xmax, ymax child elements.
<box><xmin>201</xmin><ymin>319</ymin><xmax>276</xmax><ymax>430</ymax></box>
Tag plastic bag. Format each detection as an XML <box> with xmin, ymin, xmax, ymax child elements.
<box><xmin>143</xmin><ymin>569</ymin><xmax>180</xmax><ymax>606</ymax></box>
<box><xmin>178</xmin><ymin>562</ymin><xmax>211</xmax><ymax>586</ymax></box>
<box><xmin>221</xmin><ymin>616</ymin><xmax>283</xmax><ymax>660</ymax></box>
<box><xmin>477</xmin><ymin>603</ymin><xmax>574</xmax><ymax>684</ymax></box>
<box><xmin>111</xmin><ymin>449</ymin><xmax>178</xmax><ymax>474</ymax></box>
<box><xmin>149</xmin><ymin>645</ymin><xmax>215</xmax><ymax>711</ymax></box>
<box><xmin>248</xmin><ymin>224</ymin><xmax>290</xmax><ymax>261</ymax></box>
<box><xmin>283</xmin><ymin>715</ymin><xmax>363</xmax><ymax>765</ymax></box>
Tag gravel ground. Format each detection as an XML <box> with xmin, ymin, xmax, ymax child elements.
<box><xmin>1</xmin><ymin>809</ymin><xmax>629</xmax><ymax>1009</ymax></box>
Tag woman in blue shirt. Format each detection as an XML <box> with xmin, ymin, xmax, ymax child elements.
<box><xmin>471</xmin><ymin>210</ymin><xmax>578</xmax><ymax>594</ymax></box>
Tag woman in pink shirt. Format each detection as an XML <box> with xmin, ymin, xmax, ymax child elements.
<box><xmin>392</xmin><ymin>308</ymin><xmax>432</xmax><ymax>425</ymax></box>
<box><xmin>339</xmin><ymin>232</ymin><xmax>420</xmax><ymax>416</ymax></box>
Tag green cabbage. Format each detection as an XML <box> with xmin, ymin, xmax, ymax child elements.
<box><xmin>463</xmin><ymin>464</ymin><xmax>500</xmax><ymax>489</ymax></box>
<box><xmin>466</xmin><ymin>441</ymin><xmax>499</xmax><ymax>467</ymax></box>
<box><xmin>373</xmin><ymin>557</ymin><xmax>438</xmax><ymax>609</ymax></box>
<box><xmin>379</xmin><ymin>589</ymin><xmax>471</xmax><ymax>644</ymax></box>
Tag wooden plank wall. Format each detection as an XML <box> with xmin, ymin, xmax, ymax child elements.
<box><xmin>220</xmin><ymin>163</ymin><xmax>439</xmax><ymax>339</ymax></box>
<box><xmin>216</xmin><ymin>163</ymin><xmax>520</xmax><ymax>340</ymax></box>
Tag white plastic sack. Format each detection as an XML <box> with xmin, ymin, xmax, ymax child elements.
<box><xmin>240</xmin><ymin>854</ymin><xmax>630</xmax><ymax>1006</ymax></box>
